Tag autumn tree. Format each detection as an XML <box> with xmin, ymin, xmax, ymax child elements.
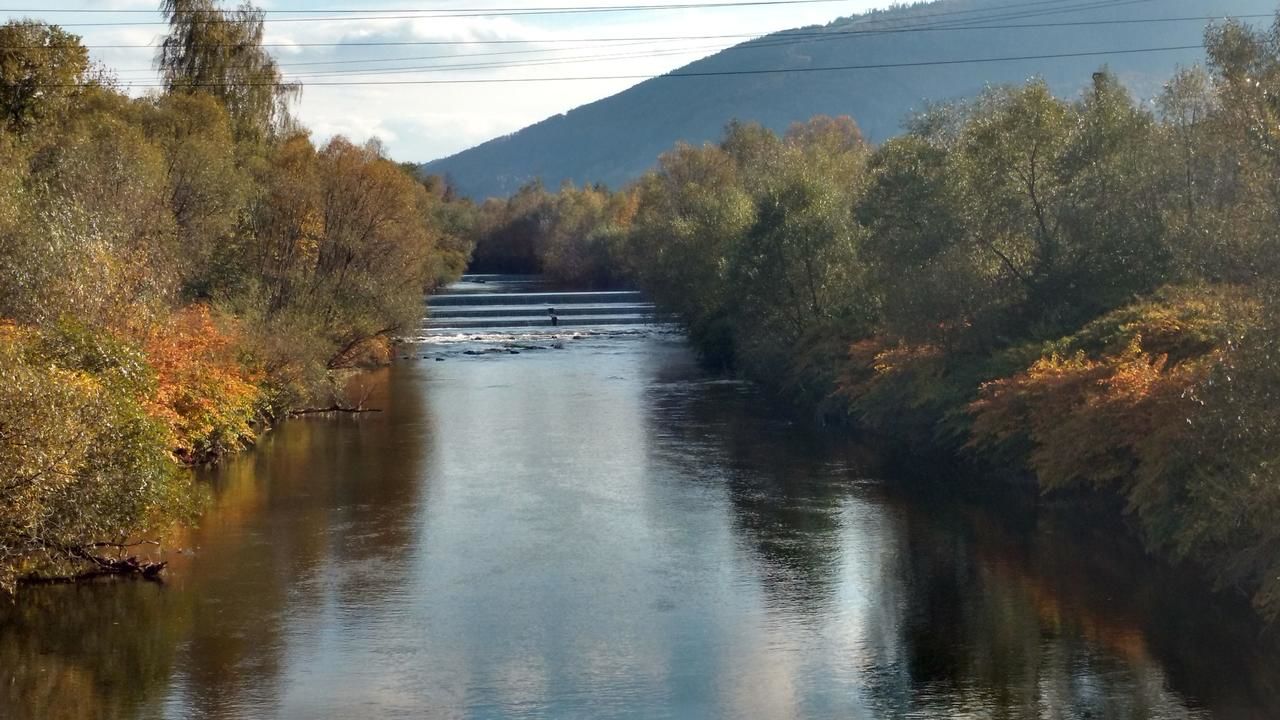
<box><xmin>142</xmin><ymin>92</ymin><xmax>251</xmax><ymax>298</ymax></box>
<box><xmin>238</xmin><ymin>135</ymin><xmax>441</xmax><ymax>405</ymax></box>
<box><xmin>0</xmin><ymin>323</ymin><xmax>198</xmax><ymax>590</ymax></box>
<box><xmin>0</xmin><ymin>21</ymin><xmax>88</xmax><ymax>135</ymax></box>
<box><xmin>157</xmin><ymin>0</ymin><xmax>297</xmax><ymax>145</ymax></box>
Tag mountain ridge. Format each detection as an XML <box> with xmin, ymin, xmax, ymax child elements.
<box><xmin>424</xmin><ymin>0</ymin><xmax>1276</xmax><ymax>199</ymax></box>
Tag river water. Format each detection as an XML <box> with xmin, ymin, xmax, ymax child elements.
<box><xmin>3</xmin><ymin>329</ymin><xmax>1279</xmax><ymax>719</ymax></box>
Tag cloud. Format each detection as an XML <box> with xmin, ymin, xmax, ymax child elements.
<box><xmin>5</xmin><ymin>0</ymin><xmax>883</xmax><ymax>162</ymax></box>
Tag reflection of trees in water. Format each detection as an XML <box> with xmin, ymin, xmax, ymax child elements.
<box><xmin>0</xmin><ymin>582</ymin><xmax>193</xmax><ymax>720</ymax></box>
<box><xmin>0</xmin><ymin>366</ymin><xmax>433</xmax><ymax>720</ymax></box>
<box><xmin>647</xmin><ymin>361</ymin><xmax>1280</xmax><ymax>718</ymax></box>
<box><xmin>174</xmin><ymin>366</ymin><xmax>431</xmax><ymax>718</ymax></box>
<box><xmin>877</xmin><ymin>485</ymin><xmax>1280</xmax><ymax>719</ymax></box>
<box><xmin>646</xmin><ymin>376</ymin><xmax>869</xmax><ymax>618</ymax></box>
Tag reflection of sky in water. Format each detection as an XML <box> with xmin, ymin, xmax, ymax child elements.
<box><xmin>0</xmin><ymin>335</ymin><xmax>1273</xmax><ymax>720</ymax></box>
<box><xmin>230</xmin><ymin>339</ymin><xmax>1213</xmax><ymax>719</ymax></box>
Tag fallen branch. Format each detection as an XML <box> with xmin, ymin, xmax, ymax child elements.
<box><xmin>288</xmin><ymin>404</ymin><xmax>383</xmax><ymax>416</ymax></box>
<box><xmin>85</xmin><ymin>540</ymin><xmax>160</xmax><ymax>550</ymax></box>
<box><xmin>20</xmin><ymin>551</ymin><xmax>167</xmax><ymax>586</ymax></box>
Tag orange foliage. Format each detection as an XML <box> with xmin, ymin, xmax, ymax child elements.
<box><xmin>968</xmin><ymin>338</ymin><xmax>1210</xmax><ymax>491</ymax></box>
<box><xmin>143</xmin><ymin>305</ymin><xmax>264</xmax><ymax>461</ymax></box>
<box><xmin>840</xmin><ymin>337</ymin><xmax>946</xmax><ymax>409</ymax></box>
<box><xmin>834</xmin><ymin>336</ymin><xmax>968</xmax><ymax>440</ymax></box>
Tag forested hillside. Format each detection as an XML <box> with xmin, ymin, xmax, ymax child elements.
<box><xmin>425</xmin><ymin>0</ymin><xmax>1275</xmax><ymax>198</ymax></box>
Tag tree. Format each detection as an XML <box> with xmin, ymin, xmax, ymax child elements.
<box><xmin>0</xmin><ymin>21</ymin><xmax>88</xmax><ymax>135</ymax></box>
<box><xmin>858</xmin><ymin>133</ymin><xmax>1003</xmax><ymax>349</ymax></box>
<box><xmin>0</xmin><ymin>95</ymin><xmax>177</xmax><ymax>328</ymax></box>
<box><xmin>143</xmin><ymin>92</ymin><xmax>251</xmax><ymax>299</ymax></box>
<box><xmin>1155</xmin><ymin>66</ymin><xmax>1232</xmax><ymax>281</ymax></box>
<box><xmin>628</xmin><ymin>141</ymin><xmax>754</xmax><ymax>365</ymax></box>
<box><xmin>1052</xmin><ymin>71</ymin><xmax>1168</xmax><ymax>318</ymax></box>
<box><xmin>1195</xmin><ymin>17</ymin><xmax>1280</xmax><ymax>283</ymax></box>
<box><xmin>242</xmin><ymin>135</ymin><xmax>439</xmax><ymax>401</ymax></box>
<box><xmin>954</xmin><ymin>80</ymin><xmax>1073</xmax><ymax>331</ymax></box>
<box><xmin>729</xmin><ymin>118</ymin><xmax>869</xmax><ymax>345</ymax></box>
<box><xmin>468</xmin><ymin>181</ymin><xmax>552</xmax><ymax>274</ymax></box>
<box><xmin>157</xmin><ymin>0</ymin><xmax>298</xmax><ymax>145</ymax></box>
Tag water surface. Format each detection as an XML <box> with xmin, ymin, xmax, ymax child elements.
<box><xmin>2</xmin><ymin>333</ymin><xmax>1278</xmax><ymax>719</ymax></box>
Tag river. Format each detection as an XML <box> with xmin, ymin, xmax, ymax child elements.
<box><xmin>2</xmin><ymin>315</ymin><xmax>1279</xmax><ymax>719</ymax></box>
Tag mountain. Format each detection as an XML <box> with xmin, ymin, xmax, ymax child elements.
<box><xmin>423</xmin><ymin>0</ymin><xmax>1275</xmax><ymax>199</ymax></box>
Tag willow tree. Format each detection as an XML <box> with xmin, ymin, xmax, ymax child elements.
<box><xmin>156</xmin><ymin>0</ymin><xmax>297</xmax><ymax>145</ymax></box>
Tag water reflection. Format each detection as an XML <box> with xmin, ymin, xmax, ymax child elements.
<box><xmin>1</xmin><ymin>336</ymin><xmax>1278</xmax><ymax>719</ymax></box>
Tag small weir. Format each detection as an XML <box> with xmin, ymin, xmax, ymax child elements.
<box><xmin>424</xmin><ymin>274</ymin><xmax>658</xmax><ymax>333</ymax></box>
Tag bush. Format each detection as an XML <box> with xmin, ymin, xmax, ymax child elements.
<box><xmin>0</xmin><ymin>323</ymin><xmax>199</xmax><ymax>590</ymax></box>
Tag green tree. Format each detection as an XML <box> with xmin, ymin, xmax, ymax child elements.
<box><xmin>729</xmin><ymin>118</ymin><xmax>870</xmax><ymax>348</ymax></box>
<box><xmin>468</xmin><ymin>181</ymin><xmax>552</xmax><ymax>274</ymax></box>
<box><xmin>858</xmin><ymin>132</ymin><xmax>1003</xmax><ymax>349</ymax></box>
<box><xmin>1194</xmin><ymin>17</ymin><xmax>1280</xmax><ymax>283</ymax></box>
<box><xmin>628</xmin><ymin>141</ymin><xmax>754</xmax><ymax>365</ymax></box>
<box><xmin>1052</xmin><ymin>72</ymin><xmax>1168</xmax><ymax>318</ymax></box>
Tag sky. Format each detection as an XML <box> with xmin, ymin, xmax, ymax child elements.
<box><xmin>2</xmin><ymin>0</ymin><xmax>885</xmax><ymax>162</ymax></box>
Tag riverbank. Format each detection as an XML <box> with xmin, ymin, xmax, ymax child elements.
<box><xmin>0</xmin><ymin>10</ymin><xmax>473</xmax><ymax>591</ymax></box>
<box><xmin>7</xmin><ymin>338</ymin><xmax>1280</xmax><ymax>719</ymax></box>
<box><xmin>607</xmin><ymin>26</ymin><xmax>1280</xmax><ymax>619</ymax></box>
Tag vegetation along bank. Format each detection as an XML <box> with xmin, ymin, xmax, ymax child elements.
<box><xmin>465</xmin><ymin>18</ymin><xmax>1280</xmax><ymax>620</ymax></box>
<box><xmin>6</xmin><ymin>0</ymin><xmax>1280</xmax><ymax>625</ymax></box>
<box><xmin>0</xmin><ymin>2</ymin><xmax>473</xmax><ymax>589</ymax></box>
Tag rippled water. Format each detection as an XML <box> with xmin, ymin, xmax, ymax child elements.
<box><xmin>3</xmin><ymin>332</ymin><xmax>1279</xmax><ymax>719</ymax></box>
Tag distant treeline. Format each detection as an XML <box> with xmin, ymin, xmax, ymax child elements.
<box><xmin>0</xmin><ymin>3</ymin><xmax>473</xmax><ymax>589</ymax></box>
<box><xmin>461</xmin><ymin>181</ymin><xmax>634</xmax><ymax>288</ymax></box>
<box><xmin>473</xmin><ymin>17</ymin><xmax>1280</xmax><ymax>619</ymax></box>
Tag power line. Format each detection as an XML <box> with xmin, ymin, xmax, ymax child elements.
<box><xmin>289</xmin><ymin>44</ymin><xmax>1211</xmax><ymax>84</ymax></box>
<box><xmin>103</xmin><ymin>0</ymin><xmax>1106</xmax><ymax>75</ymax></box>
<box><xmin>279</xmin><ymin>44</ymin><xmax>724</xmax><ymax>78</ymax></box>
<box><xmin>285</xmin><ymin>12</ymin><xmax>1265</xmax><ymax>59</ymax></box>
<box><xmin>56</xmin><ymin>44</ymin><xmax>1209</xmax><ymax>88</ymax></box>
<box><xmin>103</xmin><ymin>0</ymin><xmax>1104</xmax><ymax>75</ymax></box>
<box><xmin>5</xmin><ymin>0</ymin><xmax>844</xmax><ymax>11</ymax></box>
<box><xmin>242</xmin><ymin>14</ymin><xmax>1234</xmax><ymax>80</ymax></box>
<box><xmin>0</xmin><ymin>0</ymin><xmax>1160</xmax><ymax>38</ymax></box>
<box><xmin>109</xmin><ymin>39</ymin><xmax>681</xmax><ymax>74</ymax></box>
<box><xmin>7</xmin><ymin>0</ymin><xmax>1197</xmax><ymax>55</ymax></box>
<box><xmin>103</xmin><ymin>8</ymin><xmax>1241</xmax><ymax>78</ymax></box>
<box><xmin>3</xmin><ymin>0</ymin><xmax>859</xmax><ymax>27</ymax></box>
